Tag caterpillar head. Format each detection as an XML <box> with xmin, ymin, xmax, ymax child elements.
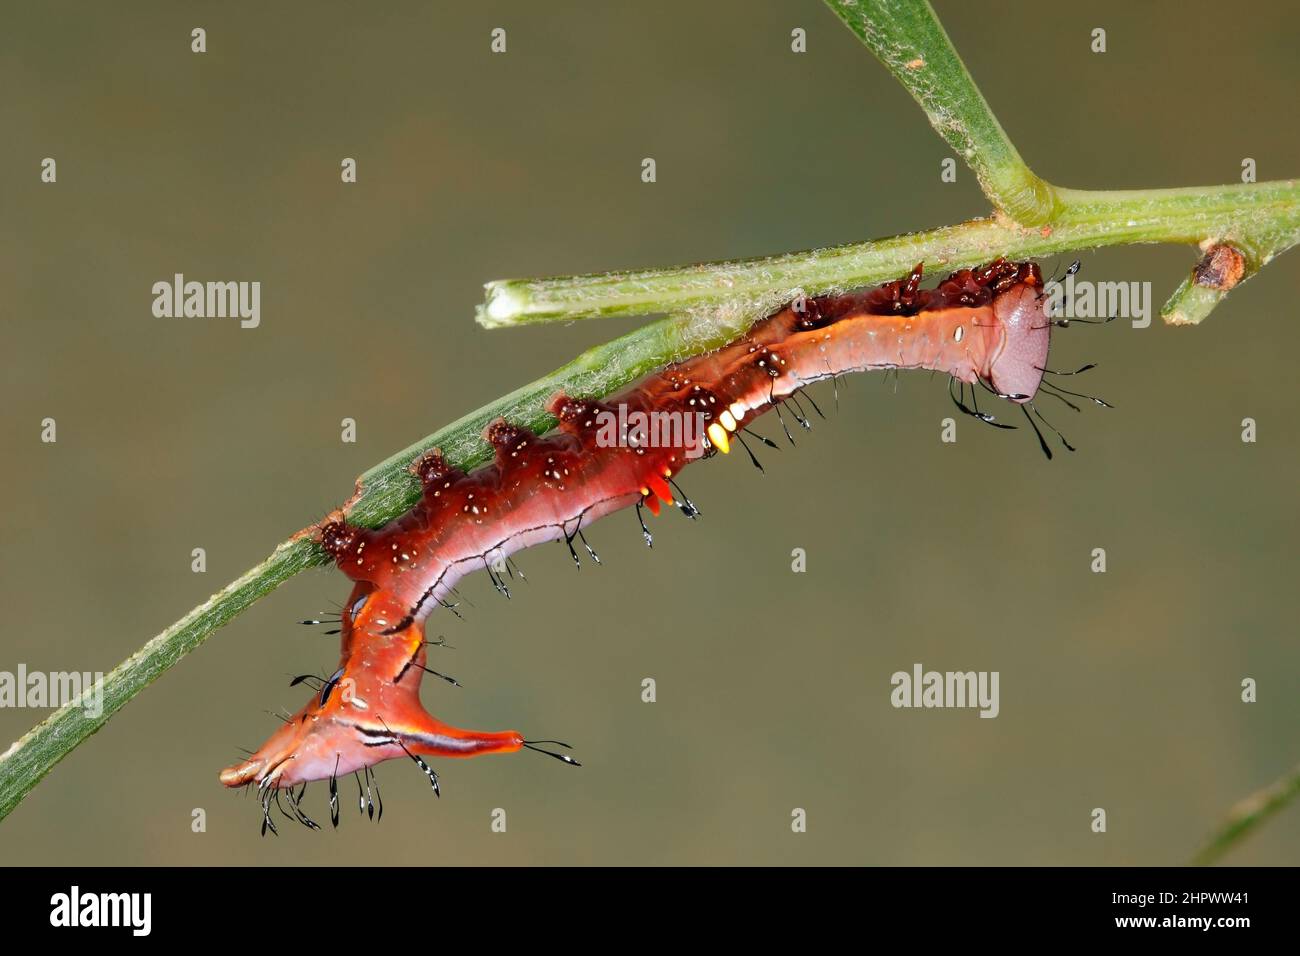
<box><xmin>987</xmin><ymin>282</ymin><xmax>1051</xmax><ymax>404</ymax></box>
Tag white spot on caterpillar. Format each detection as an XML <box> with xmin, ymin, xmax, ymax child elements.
<box><xmin>953</xmin><ymin>325</ymin><xmax>964</xmax><ymax>343</ymax></box>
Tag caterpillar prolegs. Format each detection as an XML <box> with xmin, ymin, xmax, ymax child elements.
<box><xmin>220</xmin><ymin>258</ymin><xmax>1108</xmax><ymax>831</ymax></box>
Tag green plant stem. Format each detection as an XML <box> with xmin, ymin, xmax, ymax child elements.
<box><xmin>823</xmin><ymin>0</ymin><xmax>1056</xmax><ymax>225</ymax></box>
<box><xmin>1193</xmin><ymin>761</ymin><xmax>1300</xmax><ymax>865</ymax></box>
<box><xmin>0</xmin><ymin>540</ymin><xmax>319</xmax><ymax>822</ymax></box>
<box><xmin>479</xmin><ymin>181</ymin><xmax>1300</xmax><ymax>328</ymax></box>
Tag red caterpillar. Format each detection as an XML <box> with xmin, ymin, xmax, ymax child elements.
<box><xmin>221</xmin><ymin>258</ymin><xmax>1098</xmax><ymax>832</ymax></box>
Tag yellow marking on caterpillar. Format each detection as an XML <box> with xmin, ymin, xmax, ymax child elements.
<box><xmin>707</xmin><ymin>423</ymin><xmax>730</xmax><ymax>453</ymax></box>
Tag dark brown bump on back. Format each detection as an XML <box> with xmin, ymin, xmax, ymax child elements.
<box><xmin>485</xmin><ymin>419</ymin><xmax>533</xmax><ymax>467</ymax></box>
<box><xmin>548</xmin><ymin>391</ymin><xmax>582</xmax><ymax>420</ymax></box>
<box><xmin>980</xmin><ymin>257</ymin><xmax>1038</xmax><ymax>295</ymax></box>
<box><xmin>900</xmin><ymin>262</ymin><xmax>924</xmax><ymax>306</ymax></box>
<box><xmin>971</xmin><ymin>256</ymin><xmax>1019</xmax><ymax>290</ymax></box>
<box><xmin>411</xmin><ymin>448</ymin><xmax>452</xmax><ymax>486</ymax></box>
<box><xmin>1193</xmin><ymin>244</ymin><xmax>1247</xmax><ymax>291</ymax></box>
<box><xmin>318</xmin><ymin>518</ymin><xmax>360</xmax><ymax>561</ymax></box>
<box><xmin>548</xmin><ymin>391</ymin><xmax>609</xmax><ymax>437</ymax></box>
<box><xmin>1019</xmin><ymin>261</ymin><xmax>1044</xmax><ymax>288</ymax></box>
<box><xmin>791</xmin><ymin>292</ymin><xmax>823</xmax><ymax>330</ymax></box>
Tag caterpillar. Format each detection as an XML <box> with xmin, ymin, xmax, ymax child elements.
<box><xmin>220</xmin><ymin>257</ymin><xmax>1108</xmax><ymax>833</ymax></box>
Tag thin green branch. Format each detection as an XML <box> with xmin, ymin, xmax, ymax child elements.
<box><xmin>479</xmin><ymin>2</ymin><xmax>1299</xmax><ymax>332</ymax></box>
<box><xmin>0</xmin><ymin>539</ymin><xmax>319</xmax><ymax>822</ymax></box>
<box><xmin>1193</xmin><ymin>760</ymin><xmax>1300</xmax><ymax>865</ymax></box>
<box><xmin>823</xmin><ymin>0</ymin><xmax>1056</xmax><ymax>225</ymax></box>
<box><xmin>480</xmin><ymin>181</ymin><xmax>1300</xmax><ymax>328</ymax></box>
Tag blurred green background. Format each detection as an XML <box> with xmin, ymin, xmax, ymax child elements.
<box><xmin>2</xmin><ymin>0</ymin><xmax>1297</xmax><ymax>865</ymax></box>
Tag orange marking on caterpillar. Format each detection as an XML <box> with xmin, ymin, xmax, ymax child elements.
<box><xmin>646</xmin><ymin>474</ymin><xmax>674</xmax><ymax>505</ymax></box>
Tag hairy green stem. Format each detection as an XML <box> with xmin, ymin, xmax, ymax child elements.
<box><xmin>0</xmin><ymin>539</ymin><xmax>321</xmax><ymax>821</ymax></box>
<box><xmin>480</xmin><ymin>181</ymin><xmax>1300</xmax><ymax>328</ymax></box>
<box><xmin>479</xmin><ymin>1</ymin><xmax>1298</xmax><ymax>331</ymax></box>
<box><xmin>823</xmin><ymin>0</ymin><xmax>1056</xmax><ymax>224</ymax></box>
